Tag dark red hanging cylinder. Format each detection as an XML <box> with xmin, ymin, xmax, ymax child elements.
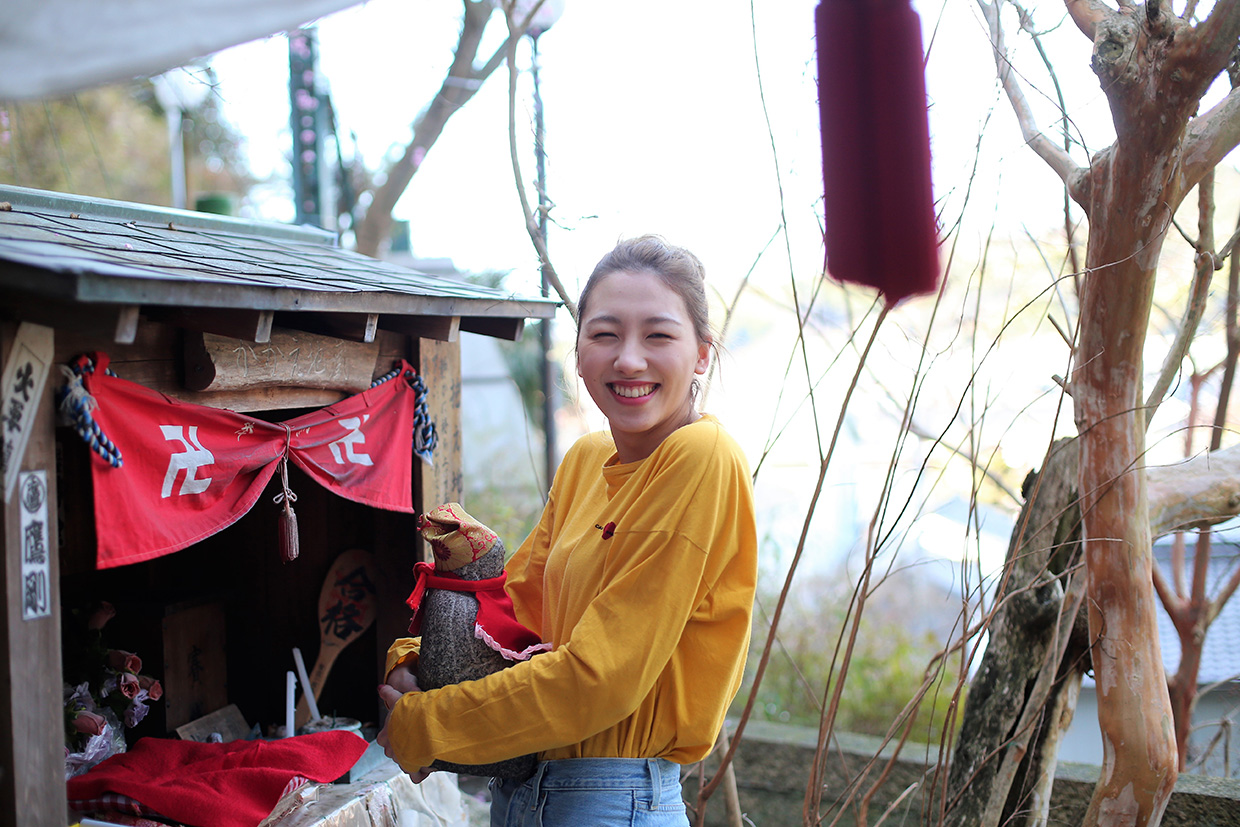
<box><xmin>816</xmin><ymin>0</ymin><xmax>940</xmax><ymax>305</ymax></box>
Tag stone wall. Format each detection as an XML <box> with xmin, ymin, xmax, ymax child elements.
<box><xmin>690</xmin><ymin>721</ymin><xmax>1240</xmax><ymax>826</ymax></box>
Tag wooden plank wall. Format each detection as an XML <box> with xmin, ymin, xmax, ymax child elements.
<box><xmin>0</xmin><ymin>322</ymin><xmax>66</xmax><ymax>827</ymax></box>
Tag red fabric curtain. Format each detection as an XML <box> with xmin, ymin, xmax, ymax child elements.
<box><xmin>82</xmin><ymin>353</ymin><xmax>418</xmax><ymax>569</ymax></box>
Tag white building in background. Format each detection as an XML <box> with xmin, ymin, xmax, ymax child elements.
<box><xmin>458</xmin><ymin>331</ymin><xmax>546</xmax><ymax>496</ymax></box>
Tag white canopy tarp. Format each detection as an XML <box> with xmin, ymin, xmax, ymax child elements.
<box><xmin>0</xmin><ymin>0</ymin><xmax>363</xmax><ymax>100</ymax></box>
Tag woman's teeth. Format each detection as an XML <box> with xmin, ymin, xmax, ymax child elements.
<box><xmin>612</xmin><ymin>383</ymin><xmax>654</xmax><ymax>398</ymax></box>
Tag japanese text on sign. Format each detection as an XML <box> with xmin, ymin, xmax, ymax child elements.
<box><xmin>19</xmin><ymin>471</ymin><xmax>51</xmax><ymax>620</ymax></box>
<box><xmin>1</xmin><ymin>322</ymin><xmax>54</xmax><ymax>503</ymax></box>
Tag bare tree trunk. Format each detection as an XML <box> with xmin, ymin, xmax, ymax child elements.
<box><xmin>1072</xmin><ymin>137</ymin><xmax>1180</xmax><ymax>825</ymax></box>
<box><xmin>1017</xmin><ymin>648</ymin><xmax>1087</xmax><ymax>826</ymax></box>
<box><xmin>1066</xmin><ymin>2</ymin><xmax>1240</xmax><ymax>818</ymax></box>
<box><xmin>973</xmin><ymin>1</ymin><xmax>1240</xmax><ymax>823</ymax></box>
<box><xmin>943</xmin><ymin>438</ymin><xmax>1082</xmax><ymax>827</ymax></box>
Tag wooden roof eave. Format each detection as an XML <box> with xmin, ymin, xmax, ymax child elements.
<box><xmin>0</xmin><ymin>266</ymin><xmax>556</xmax><ymax>345</ymax></box>
<box><xmin>0</xmin><ymin>186</ymin><xmax>561</xmax><ymax>345</ymax></box>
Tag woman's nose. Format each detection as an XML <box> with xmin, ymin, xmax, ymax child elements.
<box><xmin>614</xmin><ymin>339</ymin><xmax>646</xmax><ymax>373</ymax></box>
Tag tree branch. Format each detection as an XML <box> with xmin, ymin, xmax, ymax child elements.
<box><xmin>980</xmin><ymin>0</ymin><xmax>1088</xmax><ymax>207</ymax></box>
<box><xmin>1152</xmin><ymin>559</ymin><xmax>1178</xmax><ymax>618</ymax></box>
<box><xmin>1064</xmin><ymin>0</ymin><xmax>1108</xmax><ymax>39</ymax></box>
<box><xmin>1208</xmin><ymin>559</ymin><xmax>1240</xmax><ymax>624</ymax></box>
<box><xmin>354</xmin><ymin>0</ymin><xmax>522</xmax><ymax>258</ymax></box>
<box><xmin>1147</xmin><ymin>442</ymin><xmax>1240</xmax><ymax>536</ymax></box>
<box><xmin>499</xmin><ymin>2</ymin><xmax>577</xmax><ymax>321</ymax></box>
<box><xmin>1145</xmin><ymin>175</ymin><xmax>1216</xmax><ymax>422</ymax></box>
<box><xmin>1182</xmin><ymin>87</ymin><xmax>1240</xmax><ymax>188</ymax></box>
<box><xmin>1210</xmin><ymin>209</ymin><xmax>1240</xmax><ymax>451</ymax></box>
<box><xmin>1180</xmin><ymin>0</ymin><xmax>1240</xmax><ymax>74</ymax></box>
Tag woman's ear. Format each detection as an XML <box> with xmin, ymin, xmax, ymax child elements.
<box><xmin>695</xmin><ymin>340</ymin><xmax>711</xmax><ymax>375</ymax></box>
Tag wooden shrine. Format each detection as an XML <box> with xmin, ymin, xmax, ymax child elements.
<box><xmin>0</xmin><ymin>184</ymin><xmax>557</xmax><ymax>826</ymax></box>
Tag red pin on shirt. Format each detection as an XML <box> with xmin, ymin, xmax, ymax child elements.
<box><xmin>816</xmin><ymin>0</ymin><xmax>940</xmax><ymax>305</ymax></box>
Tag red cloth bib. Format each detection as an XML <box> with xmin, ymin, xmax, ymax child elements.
<box><xmin>406</xmin><ymin>561</ymin><xmax>549</xmax><ymax>661</ymax></box>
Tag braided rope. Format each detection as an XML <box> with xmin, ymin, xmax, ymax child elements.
<box><xmin>410</xmin><ymin>372</ymin><xmax>438</xmax><ymax>465</ymax></box>
<box><xmin>372</xmin><ymin>365</ymin><xmax>438</xmax><ymax>465</ymax></box>
<box><xmin>57</xmin><ymin>357</ymin><xmax>122</xmax><ymax>468</ymax></box>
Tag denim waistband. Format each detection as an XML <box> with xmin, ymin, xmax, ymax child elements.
<box><xmin>524</xmin><ymin>757</ymin><xmax>681</xmax><ymax>802</ymax></box>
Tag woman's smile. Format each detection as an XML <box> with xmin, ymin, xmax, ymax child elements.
<box><xmin>577</xmin><ymin>269</ymin><xmax>710</xmax><ymax>463</ymax></box>
<box><xmin>609</xmin><ymin>382</ymin><xmax>658</xmax><ymax>400</ymax></box>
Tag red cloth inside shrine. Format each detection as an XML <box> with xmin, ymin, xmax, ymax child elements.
<box><xmin>80</xmin><ymin>353</ymin><xmax>419</xmax><ymax>569</ymax></box>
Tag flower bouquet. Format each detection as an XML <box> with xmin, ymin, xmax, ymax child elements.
<box><xmin>62</xmin><ymin>601</ymin><xmax>164</xmax><ymax>780</ymax></box>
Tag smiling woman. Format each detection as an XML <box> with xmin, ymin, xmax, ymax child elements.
<box><xmin>377</xmin><ymin>235</ymin><xmax>758</xmax><ymax>827</ymax></box>
<box><xmin>575</xmin><ymin>237</ymin><xmax>713</xmax><ymax>463</ymax></box>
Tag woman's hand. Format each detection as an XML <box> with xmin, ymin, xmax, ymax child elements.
<box><xmin>376</xmin><ymin>682</ymin><xmax>435</xmax><ymax>783</ymax></box>
<box><xmin>385</xmin><ymin>661</ymin><xmax>420</xmax><ymax>694</ymax></box>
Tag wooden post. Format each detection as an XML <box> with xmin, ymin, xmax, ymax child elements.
<box><xmin>372</xmin><ymin>336</ymin><xmax>461</xmax><ymax>709</ymax></box>
<box><xmin>412</xmin><ymin>337</ymin><xmax>462</xmax><ymax>517</ymax></box>
<box><xmin>0</xmin><ymin>323</ymin><xmax>65</xmax><ymax>826</ymax></box>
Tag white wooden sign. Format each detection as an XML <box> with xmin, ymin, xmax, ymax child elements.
<box><xmin>1</xmin><ymin>322</ymin><xmax>54</xmax><ymax>503</ymax></box>
<box><xmin>18</xmin><ymin>471</ymin><xmax>51</xmax><ymax>621</ymax></box>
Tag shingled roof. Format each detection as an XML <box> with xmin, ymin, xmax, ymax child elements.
<box><xmin>0</xmin><ymin>184</ymin><xmax>558</xmax><ymax>344</ymax></box>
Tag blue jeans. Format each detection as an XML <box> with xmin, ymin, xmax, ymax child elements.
<box><xmin>489</xmin><ymin>757</ymin><xmax>689</xmax><ymax>826</ymax></box>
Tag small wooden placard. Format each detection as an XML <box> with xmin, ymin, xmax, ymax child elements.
<box><xmin>184</xmin><ymin>328</ymin><xmax>380</xmax><ymax>393</ymax></box>
<box><xmin>175</xmin><ymin>703</ymin><xmax>252</xmax><ymax>743</ymax></box>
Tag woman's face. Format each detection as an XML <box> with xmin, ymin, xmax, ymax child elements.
<box><xmin>576</xmin><ymin>269</ymin><xmax>710</xmax><ymax>463</ymax></box>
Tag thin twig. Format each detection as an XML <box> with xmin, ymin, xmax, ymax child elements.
<box><xmin>1145</xmin><ymin>173</ymin><xmax>1216</xmax><ymax>423</ymax></box>
<box><xmin>698</xmin><ymin>304</ymin><xmax>891</xmax><ymax>810</ymax></box>
<box><xmin>499</xmin><ymin>0</ymin><xmax>577</xmax><ymax>320</ymax></box>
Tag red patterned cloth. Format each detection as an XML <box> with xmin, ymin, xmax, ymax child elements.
<box><xmin>66</xmin><ymin>732</ymin><xmax>366</xmax><ymax>827</ymax></box>
<box><xmin>406</xmin><ymin>562</ymin><xmax>548</xmax><ymax>662</ymax></box>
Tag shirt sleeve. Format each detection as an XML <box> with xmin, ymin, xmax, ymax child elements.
<box><xmin>385</xmin><ymin>637</ymin><xmax>420</xmax><ymax>680</ymax></box>
<box><xmin>382</xmin><ymin>428</ymin><xmax>748</xmax><ymax>773</ymax></box>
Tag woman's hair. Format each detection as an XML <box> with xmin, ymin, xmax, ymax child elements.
<box><xmin>577</xmin><ymin>235</ymin><xmax>714</xmax><ymax>346</ymax></box>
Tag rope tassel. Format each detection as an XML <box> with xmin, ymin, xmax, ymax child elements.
<box><xmin>274</xmin><ymin>455</ymin><xmax>299</xmax><ymax>564</ymax></box>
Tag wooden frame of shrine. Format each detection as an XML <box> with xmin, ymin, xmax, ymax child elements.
<box><xmin>0</xmin><ymin>184</ymin><xmax>558</xmax><ymax>826</ymax></box>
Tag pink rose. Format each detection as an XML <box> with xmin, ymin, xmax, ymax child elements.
<box><xmin>72</xmin><ymin>709</ymin><xmax>106</xmax><ymax>736</ymax></box>
<box><xmin>118</xmin><ymin>672</ymin><xmax>140</xmax><ymax>700</ymax></box>
<box><xmin>138</xmin><ymin>675</ymin><xmax>163</xmax><ymax>702</ymax></box>
<box><xmin>107</xmin><ymin>650</ymin><xmax>142</xmax><ymax>674</ymax></box>
<box><xmin>87</xmin><ymin>602</ymin><xmax>116</xmax><ymax>631</ymax></box>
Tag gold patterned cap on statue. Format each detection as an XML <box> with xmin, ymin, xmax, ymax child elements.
<box><xmin>417</xmin><ymin>503</ymin><xmax>500</xmax><ymax>571</ymax></box>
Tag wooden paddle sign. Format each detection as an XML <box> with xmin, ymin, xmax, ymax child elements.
<box><xmin>294</xmin><ymin>548</ymin><xmax>378</xmax><ymax>729</ymax></box>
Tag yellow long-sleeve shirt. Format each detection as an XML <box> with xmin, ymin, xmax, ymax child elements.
<box><xmin>383</xmin><ymin>414</ymin><xmax>757</xmax><ymax>773</ymax></box>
